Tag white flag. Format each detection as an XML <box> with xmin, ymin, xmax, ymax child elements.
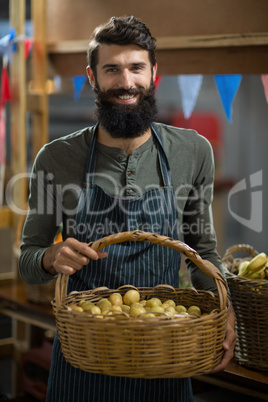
<box><xmin>177</xmin><ymin>75</ymin><xmax>203</xmax><ymax>119</ymax></box>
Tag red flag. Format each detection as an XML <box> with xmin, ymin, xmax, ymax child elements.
<box><xmin>154</xmin><ymin>75</ymin><xmax>162</xmax><ymax>92</ymax></box>
<box><xmin>0</xmin><ymin>109</ymin><xmax>6</xmax><ymax>166</ymax></box>
<box><xmin>261</xmin><ymin>75</ymin><xmax>268</xmax><ymax>104</ymax></box>
<box><xmin>0</xmin><ymin>66</ymin><xmax>11</xmax><ymax>109</ymax></box>
<box><xmin>24</xmin><ymin>39</ymin><xmax>33</xmax><ymax>59</ymax></box>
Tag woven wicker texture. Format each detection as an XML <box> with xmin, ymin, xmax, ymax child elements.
<box><xmin>52</xmin><ymin>230</ymin><xmax>229</xmax><ymax>378</ymax></box>
<box><xmin>222</xmin><ymin>244</ymin><xmax>268</xmax><ymax>370</ymax></box>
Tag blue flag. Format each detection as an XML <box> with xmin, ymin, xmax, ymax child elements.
<box><xmin>215</xmin><ymin>74</ymin><xmax>242</xmax><ymax>122</ymax></box>
<box><xmin>72</xmin><ymin>75</ymin><xmax>87</xmax><ymax>101</ymax></box>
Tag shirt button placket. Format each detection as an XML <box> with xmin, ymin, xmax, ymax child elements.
<box><xmin>126</xmin><ymin>155</ymin><xmax>136</xmax><ymax>196</ymax></box>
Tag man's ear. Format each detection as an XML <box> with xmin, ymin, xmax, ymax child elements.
<box><xmin>152</xmin><ymin>63</ymin><xmax>158</xmax><ymax>83</ymax></box>
<box><xmin>86</xmin><ymin>65</ymin><xmax>95</xmax><ymax>88</ymax></box>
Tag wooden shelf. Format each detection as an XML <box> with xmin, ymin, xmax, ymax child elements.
<box><xmin>157</xmin><ymin>32</ymin><xmax>268</xmax><ymax>50</ymax></box>
<box><xmin>194</xmin><ymin>360</ymin><xmax>268</xmax><ymax>400</ymax></box>
<box><xmin>47</xmin><ymin>32</ymin><xmax>268</xmax><ymax>54</ymax></box>
<box><xmin>47</xmin><ymin>33</ymin><xmax>268</xmax><ymax>76</ymax></box>
<box><xmin>0</xmin><ymin>282</ymin><xmax>55</xmax><ymax>327</ymax></box>
<box><xmin>0</xmin><ymin>207</ymin><xmax>12</xmax><ymax>229</ymax></box>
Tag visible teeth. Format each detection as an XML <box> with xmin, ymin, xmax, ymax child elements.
<box><xmin>118</xmin><ymin>94</ymin><xmax>135</xmax><ymax>100</ymax></box>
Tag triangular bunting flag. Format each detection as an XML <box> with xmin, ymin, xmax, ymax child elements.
<box><xmin>0</xmin><ymin>109</ymin><xmax>6</xmax><ymax>166</ymax></box>
<box><xmin>0</xmin><ymin>65</ymin><xmax>11</xmax><ymax>109</ymax></box>
<box><xmin>154</xmin><ymin>75</ymin><xmax>162</xmax><ymax>92</ymax></box>
<box><xmin>72</xmin><ymin>75</ymin><xmax>87</xmax><ymax>101</ymax></box>
<box><xmin>261</xmin><ymin>75</ymin><xmax>268</xmax><ymax>104</ymax></box>
<box><xmin>24</xmin><ymin>39</ymin><xmax>33</xmax><ymax>59</ymax></box>
<box><xmin>0</xmin><ymin>109</ymin><xmax>6</xmax><ymax>206</ymax></box>
<box><xmin>54</xmin><ymin>75</ymin><xmax>62</xmax><ymax>93</ymax></box>
<box><xmin>0</xmin><ymin>33</ymin><xmax>12</xmax><ymax>52</ymax></box>
<box><xmin>177</xmin><ymin>75</ymin><xmax>203</xmax><ymax>119</ymax></box>
<box><xmin>214</xmin><ymin>74</ymin><xmax>242</xmax><ymax>122</ymax></box>
<box><xmin>0</xmin><ymin>28</ymin><xmax>16</xmax><ymax>63</ymax></box>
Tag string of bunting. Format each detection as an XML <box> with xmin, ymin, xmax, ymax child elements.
<box><xmin>70</xmin><ymin>72</ymin><xmax>268</xmax><ymax>123</ymax></box>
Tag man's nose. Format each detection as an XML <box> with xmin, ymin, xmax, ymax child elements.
<box><xmin>119</xmin><ymin>69</ymin><xmax>134</xmax><ymax>89</ymax></box>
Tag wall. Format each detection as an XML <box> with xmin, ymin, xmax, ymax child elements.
<box><xmin>46</xmin><ymin>0</ymin><xmax>268</xmax><ymax>40</ymax></box>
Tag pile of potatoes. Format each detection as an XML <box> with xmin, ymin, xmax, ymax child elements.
<box><xmin>68</xmin><ymin>289</ymin><xmax>206</xmax><ymax>320</ymax></box>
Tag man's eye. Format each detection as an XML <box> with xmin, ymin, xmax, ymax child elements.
<box><xmin>107</xmin><ymin>68</ymin><xmax>117</xmax><ymax>73</ymax></box>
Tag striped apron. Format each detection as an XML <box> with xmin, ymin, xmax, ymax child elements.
<box><xmin>46</xmin><ymin>124</ymin><xmax>194</xmax><ymax>402</ymax></box>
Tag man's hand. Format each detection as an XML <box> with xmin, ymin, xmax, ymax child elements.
<box><xmin>211</xmin><ymin>302</ymin><xmax>236</xmax><ymax>373</ymax></box>
<box><xmin>42</xmin><ymin>237</ymin><xmax>108</xmax><ymax>276</ymax></box>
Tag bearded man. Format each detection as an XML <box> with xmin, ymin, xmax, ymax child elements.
<box><xmin>19</xmin><ymin>16</ymin><xmax>236</xmax><ymax>402</ymax></box>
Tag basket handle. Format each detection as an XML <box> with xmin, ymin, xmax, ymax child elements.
<box><xmin>222</xmin><ymin>244</ymin><xmax>258</xmax><ymax>263</ymax></box>
<box><xmin>55</xmin><ymin>230</ymin><xmax>228</xmax><ymax>310</ymax></box>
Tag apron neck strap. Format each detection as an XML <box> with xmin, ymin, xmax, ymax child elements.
<box><xmin>151</xmin><ymin>123</ymin><xmax>174</xmax><ymax>187</ymax></box>
<box><xmin>87</xmin><ymin>124</ymin><xmax>98</xmax><ymax>184</ymax></box>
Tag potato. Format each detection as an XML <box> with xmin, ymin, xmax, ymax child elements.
<box><xmin>123</xmin><ymin>290</ymin><xmax>140</xmax><ymax>306</ymax></box>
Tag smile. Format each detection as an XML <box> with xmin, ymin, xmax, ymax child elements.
<box><xmin>118</xmin><ymin>94</ymin><xmax>136</xmax><ymax>100</ymax></box>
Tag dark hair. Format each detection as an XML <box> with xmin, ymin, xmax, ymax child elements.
<box><xmin>87</xmin><ymin>16</ymin><xmax>157</xmax><ymax>76</ymax></box>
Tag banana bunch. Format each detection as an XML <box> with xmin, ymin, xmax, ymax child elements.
<box><xmin>238</xmin><ymin>252</ymin><xmax>268</xmax><ymax>279</ymax></box>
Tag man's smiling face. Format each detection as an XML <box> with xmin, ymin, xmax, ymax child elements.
<box><xmin>87</xmin><ymin>44</ymin><xmax>158</xmax><ymax>139</ymax></box>
<box><xmin>87</xmin><ymin>43</ymin><xmax>157</xmax><ymax>103</ymax></box>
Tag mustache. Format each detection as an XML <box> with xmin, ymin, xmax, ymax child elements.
<box><xmin>105</xmin><ymin>87</ymin><xmax>140</xmax><ymax>97</ymax></box>
<box><xmin>95</xmin><ymin>86</ymin><xmax>155</xmax><ymax>102</ymax></box>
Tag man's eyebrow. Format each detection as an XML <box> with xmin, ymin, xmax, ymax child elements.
<box><xmin>102</xmin><ymin>63</ymin><xmax>118</xmax><ymax>70</ymax></box>
<box><xmin>131</xmin><ymin>62</ymin><xmax>147</xmax><ymax>67</ymax></box>
<box><xmin>101</xmin><ymin>62</ymin><xmax>147</xmax><ymax>69</ymax></box>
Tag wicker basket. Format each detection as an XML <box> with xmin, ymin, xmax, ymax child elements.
<box><xmin>52</xmin><ymin>230</ymin><xmax>229</xmax><ymax>378</ymax></box>
<box><xmin>222</xmin><ymin>244</ymin><xmax>268</xmax><ymax>370</ymax></box>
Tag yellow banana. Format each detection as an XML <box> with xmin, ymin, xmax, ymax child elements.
<box><xmin>247</xmin><ymin>252</ymin><xmax>267</xmax><ymax>273</ymax></box>
<box><xmin>237</xmin><ymin>261</ymin><xmax>250</xmax><ymax>277</ymax></box>
<box><xmin>247</xmin><ymin>268</ymin><xmax>266</xmax><ymax>280</ymax></box>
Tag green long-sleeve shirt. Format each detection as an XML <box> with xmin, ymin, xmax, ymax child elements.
<box><xmin>19</xmin><ymin>122</ymin><xmax>225</xmax><ymax>293</ymax></box>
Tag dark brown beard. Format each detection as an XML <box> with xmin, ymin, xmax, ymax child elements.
<box><xmin>94</xmin><ymin>85</ymin><xmax>158</xmax><ymax>139</ymax></box>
